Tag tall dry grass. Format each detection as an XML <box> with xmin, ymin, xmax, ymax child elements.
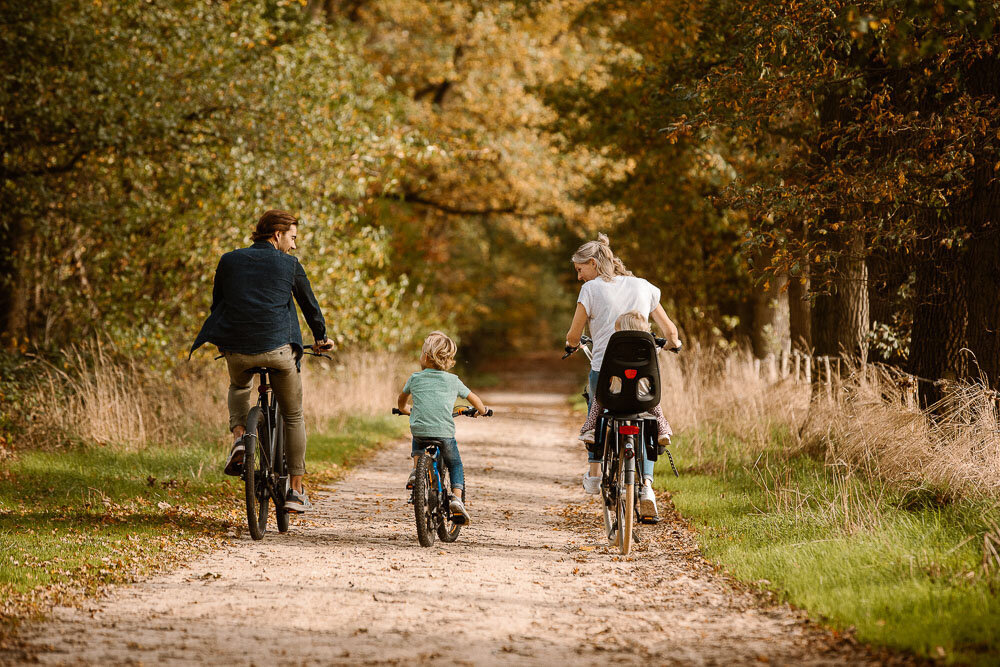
<box><xmin>658</xmin><ymin>345</ymin><xmax>1000</xmax><ymax>502</ymax></box>
<box><xmin>11</xmin><ymin>341</ymin><xmax>408</xmax><ymax>451</ymax></box>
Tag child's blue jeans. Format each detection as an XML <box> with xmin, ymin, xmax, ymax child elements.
<box><xmin>411</xmin><ymin>437</ymin><xmax>464</xmax><ymax>489</ymax></box>
<box><xmin>588</xmin><ymin>369</ymin><xmax>654</xmax><ymax>479</ymax></box>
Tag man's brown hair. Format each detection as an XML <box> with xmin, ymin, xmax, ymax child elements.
<box><xmin>252</xmin><ymin>209</ymin><xmax>298</xmax><ymax>242</ymax></box>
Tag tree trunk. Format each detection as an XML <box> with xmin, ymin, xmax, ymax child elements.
<box><xmin>811</xmin><ymin>232</ymin><xmax>869</xmax><ymax>359</ymax></box>
<box><xmin>0</xmin><ymin>216</ymin><xmax>27</xmax><ymax>345</ymax></box>
<box><xmin>788</xmin><ymin>263</ymin><xmax>811</xmax><ymax>351</ymax></box>
<box><xmin>964</xmin><ymin>229</ymin><xmax>1000</xmax><ymax>388</ymax></box>
<box><xmin>907</xmin><ymin>251</ymin><xmax>968</xmax><ymax>408</ymax></box>
<box><xmin>750</xmin><ymin>266</ymin><xmax>790</xmax><ymax>359</ymax></box>
<box><xmin>960</xmin><ymin>166</ymin><xmax>1000</xmax><ymax>389</ymax></box>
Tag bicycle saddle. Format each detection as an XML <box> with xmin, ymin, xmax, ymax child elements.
<box><xmin>595</xmin><ymin>331</ymin><xmax>661</xmax><ymax>415</ymax></box>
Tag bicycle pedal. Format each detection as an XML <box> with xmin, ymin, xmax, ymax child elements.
<box><xmin>451</xmin><ymin>514</ymin><xmax>468</xmax><ymax>525</ymax></box>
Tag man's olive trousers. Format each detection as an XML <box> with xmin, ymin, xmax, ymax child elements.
<box><xmin>224</xmin><ymin>344</ymin><xmax>306</xmax><ymax>476</ymax></box>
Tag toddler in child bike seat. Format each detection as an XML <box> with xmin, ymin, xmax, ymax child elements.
<box><xmin>579</xmin><ymin>312</ymin><xmax>673</xmax><ymax>450</ymax></box>
<box><xmin>396</xmin><ymin>331</ymin><xmax>490</xmax><ymax>524</ymax></box>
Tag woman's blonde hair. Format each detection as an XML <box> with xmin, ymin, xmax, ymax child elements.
<box><xmin>421</xmin><ymin>331</ymin><xmax>457</xmax><ymax>370</ymax></box>
<box><xmin>571</xmin><ymin>233</ymin><xmax>633</xmax><ymax>282</ymax></box>
<box><xmin>615</xmin><ymin>310</ymin><xmax>650</xmax><ymax>332</ymax></box>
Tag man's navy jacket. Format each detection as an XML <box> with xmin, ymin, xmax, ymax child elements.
<box><xmin>189</xmin><ymin>241</ymin><xmax>326</xmax><ymax>359</ymax></box>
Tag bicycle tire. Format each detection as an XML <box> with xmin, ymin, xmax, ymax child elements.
<box><xmin>274</xmin><ymin>411</ymin><xmax>289</xmax><ymax>533</ymax></box>
<box><xmin>413</xmin><ymin>454</ymin><xmax>436</xmax><ymax>547</ymax></box>
<box><xmin>244</xmin><ymin>406</ymin><xmax>268</xmax><ymax>541</ymax></box>
<box><xmin>601</xmin><ymin>424</ymin><xmax>617</xmax><ymax>544</ymax></box>
<box><xmin>437</xmin><ymin>471</ymin><xmax>462</xmax><ymax>543</ymax></box>
<box><xmin>619</xmin><ymin>456</ymin><xmax>635</xmax><ymax>555</ymax></box>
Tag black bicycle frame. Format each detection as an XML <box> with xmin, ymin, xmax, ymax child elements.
<box><xmin>250</xmin><ymin>369</ymin><xmax>284</xmax><ymax>505</ymax></box>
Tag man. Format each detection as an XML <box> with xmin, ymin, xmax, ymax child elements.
<box><xmin>190</xmin><ymin>209</ymin><xmax>334</xmax><ymax>513</ymax></box>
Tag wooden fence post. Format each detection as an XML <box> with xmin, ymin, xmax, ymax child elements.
<box><xmin>805</xmin><ymin>355</ymin><xmax>812</xmax><ymax>384</ymax></box>
<box><xmin>823</xmin><ymin>356</ymin><xmax>832</xmax><ymax>399</ymax></box>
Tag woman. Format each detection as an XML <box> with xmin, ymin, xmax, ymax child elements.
<box><xmin>564</xmin><ymin>234</ymin><xmax>681</xmax><ymax>520</ymax></box>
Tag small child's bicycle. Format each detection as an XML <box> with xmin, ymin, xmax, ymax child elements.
<box><xmin>392</xmin><ymin>406</ymin><xmax>493</xmax><ymax>547</ymax></box>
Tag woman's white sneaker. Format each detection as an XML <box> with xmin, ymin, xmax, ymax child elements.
<box><xmin>638</xmin><ymin>480</ymin><xmax>658</xmax><ymax>519</ymax></box>
<box><xmin>582</xmin><ymin>472</ymin><xmax>602</xmax><ymax>495</ymax></box>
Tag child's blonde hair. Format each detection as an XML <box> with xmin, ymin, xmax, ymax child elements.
<box><xmin>571</xmin><ymin>233</ymin><xmax>633</xmax><ymax>282</ymax></box>
<box><xmin>615</xmin><ymin>310</ymin><xmax>650</xmax><ymax>332</ymax></box>
<box><xmin>421</xmin><ymin>331</ymin><xmax>457</xmax><ymax>370</ymax></box>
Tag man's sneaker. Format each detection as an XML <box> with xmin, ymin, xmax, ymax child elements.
<box><xmin>638</xmin><ymin>480</ymin><xmax>658</xmax><ymax>520</ymax></box>
<box><xmin>578</xmin><ymin>429</ymin><xmax>595</xmax><ymax>444</ymax></box>
<box><xmin>285</xmin><ymin>486</ymin><xmax>312</xmax><ymax>514</ymax></box>
<box><xmin>582</xmin><ymin>472</ymin><xmax>601</xmax><ymax>495</ymax></box>
<box><xmin>449</xmin><ymin>497</ymin><xmax>471</xmax><ymax>524</ymax></box>
<box><xmin>406</xmin><ymin>470</ymin><xmax>416</xmax><ymax>490</ymax></box>
<box><xmin>223</xmin><ymin>438</ymin><xmax>246</xmax><ymax>476</ymax></box>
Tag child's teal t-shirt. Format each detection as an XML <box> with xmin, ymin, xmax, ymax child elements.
<box><xmin>402</xmin><ymin>368</ymin><xmax>471</xmax><ymax>438</ymax></box>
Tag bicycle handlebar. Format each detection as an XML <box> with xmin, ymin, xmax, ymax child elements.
<box><xmin>303</xmin><ymin>344</ymin><xmax>333</xmax><ymax>359</ymax></box>
<box><xmin>562</xmin><ymin>334</ymin><xmax>593</xmax><ymax>359</ymax></box>
<box><xmin>562</xmin><ymin>334</ymin><xmax>679</xmax><ymax>358</ymax></box>
<box><xmin>392</xmin><ymin>407</ymin><xmax>493</xmax><ymax>418</ymax></box>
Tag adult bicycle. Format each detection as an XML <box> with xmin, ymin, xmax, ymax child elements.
<box><xmin>564</xmin><ymin>333</ymin><xmax>678</xmax><ymax>555</ymax></box>
<box><xmin>220</xmin><ymin>345</ymin><xmax>328</xmax><ymax>541</ymax></box>
<box><xmin>392</xmin><ymin>406</ymin><xmax>493</xmax><ymax>547</ymax></box>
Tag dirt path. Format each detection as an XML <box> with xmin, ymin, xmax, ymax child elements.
<box><xmin>7</xmin><ymin>366</ymin><xmax>895</xmax><ymax>665</ymax></box>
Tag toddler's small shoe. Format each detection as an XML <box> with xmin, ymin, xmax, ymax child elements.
<box><xmin>578</xmin><ymin>429</ymin><xmax>595</xmax><ymax>444</ymax></box>
<box><xmin>582</xmin><ymin>472</ymin><xmax>601</xmax><ymax>495</ymax></box>
<box><xmin>449</xmin><ymin>497</ymin><xmax>471</xmax><ymax>524</ymax></box>
<box><xmin>406</xmin><ymin>470</ymin><xmax>416</xmax><ymax>490</ymax></box>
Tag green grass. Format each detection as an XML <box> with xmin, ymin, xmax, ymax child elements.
<box><xmin>657</xmin><ymin>430</ymin><xmax>1000</xmax><ymax>664</ymax></box>
<box><xmin>0</xmin><ymin>415</ymin><xmax>407</xmax><ymax>626</ymax></box>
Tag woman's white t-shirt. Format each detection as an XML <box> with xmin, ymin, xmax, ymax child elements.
<box><xmin>577</xmin><ymin>275</ymin><xmax>661</xmax><ymax>372</ymax></box>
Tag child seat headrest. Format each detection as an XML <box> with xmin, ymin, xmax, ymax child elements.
<box><xmin>595</xmin><ymin>330</ymin><xmax>661</xmax><ymax>415</ymax></box>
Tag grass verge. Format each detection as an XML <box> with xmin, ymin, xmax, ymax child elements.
<box><xmin>657</xmin><ymin>428</ymin><xmax>1000</xmax><ymax>665</ymax></box>
<box><xmin>0</xmin><ymin>415</ymin><xmax>406</xmax><ymax>641</ymax></box>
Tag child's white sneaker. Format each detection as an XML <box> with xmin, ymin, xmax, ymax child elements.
<box><xmin>405</xmin><ymin>470</ymin><xmax>416</xmax><ymax>490</ymax></box>
<box><xmin>658</xmin><ymin>433</ymin><xmax>672</xmax><ymax>447</ymax></box>
<box><xmin>449</xmin><ymin>497</ymin><xmax>471</xmax><ymax>524</ymax></box>
<box><xmin>582</xmin><ymin>472</ymin><xmax>601</xmax><ymax>495</ymax></box>
<box><xmin>578</xmin><ymin>429</ymin><xmax>595</xmax><ymax>444</ymax></box>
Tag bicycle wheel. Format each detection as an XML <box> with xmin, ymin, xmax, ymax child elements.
<box><xmin>618</xmin><ymin>454</ymin><xmax>635</xmax><ymax>555</ymax></box>
<box><xmin>601</xmin><ymin>424</ymin><xmax>617</xmax><ymax>544</ymax></box>
<box><xmin>273</xmin><ymin>411</ymin><xmax>289</xmax><ymax>533</ymax></box>
<box><xmin>437</xmin><ymin>470</ymin><xmax>462</xmax><ymax>543</ymax></box>
<box><xmin>413</xmin><ymin>453</ymin><xmax>436</xmax><ymax>547</ymax></box>
<box><xmin>244</xmin><ymin>406</ymin><xmax>269</xmax><ymax>541</ymax></box>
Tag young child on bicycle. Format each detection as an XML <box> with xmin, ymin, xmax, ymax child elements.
<box><xmin>396</xmin><ymin>331</ymin><xmax>489</xmax><ymax>524</ymax></box>
<box><xmin>579</xmin><ymin>311</ymin><xmax>673</xmax><ymax>504</ymax></box>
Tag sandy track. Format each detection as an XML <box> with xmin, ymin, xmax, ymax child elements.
<box><xmin>7</xmin><ymin>374</ymin><xmax>898</xmax><ymax>665</ymax></box>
